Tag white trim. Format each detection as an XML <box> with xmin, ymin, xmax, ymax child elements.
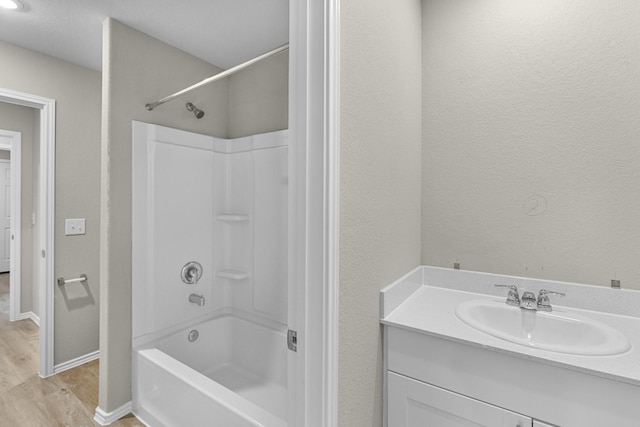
<box><xmin>289</xmin><ymin>0</ymin><xmax>340</xmax><ymax>425</ymax></box>
<box><xmin>0</xmin><ymin>130</ymin><xmax>21</xmax><ymax>323</ymax></box>
<box><xmin>94</xmin><ymin>401</ymin><xmax>133</xmax><ymax>426</ymax></box>
<box><xmin>287</xmin><ymin>1</ymin><xmax>305</xmax><ymax>425</ymax></box>
<box><xmin>323</xmin><ymin>1</ymin><xmax>341</xmax><ymax>425</ymax></box>
<box><xmin>0</xmin><ymin>88</ymin><xmax>56</xmax><ymax>378</ymax></box>
<box><xmin>40</xmin><ymin>95</ymin><xmax>56</xmax><ymax>378</ymax></box>
<box><xmin>54</xmin><ymin>349</ymin><xmax>99</xmax><ymax>374</ymax></box>
<box><xmin>17</xmin><ymin>311</ymin><xmax>40</xmax><ymax>326</ymax></box>
<box><xmin>9</xmin><ymin>141</ymin><xmax>20</xmax><ymax>323</ymax></box>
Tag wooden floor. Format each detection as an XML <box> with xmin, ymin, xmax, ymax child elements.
<box><xmin>0</xmin><ymin>273</ymin><xmax>144</xmax><ymax>426</ymax></box>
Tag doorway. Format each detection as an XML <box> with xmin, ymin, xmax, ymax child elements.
<box><xmin>0</xmin><ymin>88</ymin><xmax>56</xmax><ymax>378</ymax></box>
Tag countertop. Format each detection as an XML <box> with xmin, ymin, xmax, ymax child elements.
<box><xmin>382</xmin><ymin>276</ymin><xmax>640</xmax><ymax>387</ymax></box>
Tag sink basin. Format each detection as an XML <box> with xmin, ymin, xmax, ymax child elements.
<box><xmin>455</xmin><ymin>299</ymin><xmax>631</xmax><ymax>356</ymax></box>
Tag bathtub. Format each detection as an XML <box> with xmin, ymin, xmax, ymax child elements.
<box><xmin>132</xmin><ymin>313</ymin><xmax>288</xmax><ymax>427</ymax></box>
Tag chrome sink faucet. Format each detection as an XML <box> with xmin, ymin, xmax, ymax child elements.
<box><xmin>494</xmin><ymin>284</ymin><xmax>520</xmax><ymax>307</ymax></box>
<box><xmin>520</xmin><ymin>291</ymin><xmax>537</xmax><ymax>310</ymax></box>
<box><xmin>494</xmin><ymin>285</ymin><xmax>565</xmax><ymax>312</ymax></box>
<box><xmin>536</xmin><ymin>289</ymin><xmax>565</xmax><ymax>312</ymax></box>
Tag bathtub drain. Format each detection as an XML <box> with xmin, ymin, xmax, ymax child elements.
<box><xmin>187</xmin><ymin>329</ymin><xmax>199</xmax><ymax>342</ymax></box>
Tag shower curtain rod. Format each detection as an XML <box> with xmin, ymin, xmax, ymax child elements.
<box><xmin>145</xmin><ymin>43</ymin><xmax>289</xmax><ymax>111</ymax></box>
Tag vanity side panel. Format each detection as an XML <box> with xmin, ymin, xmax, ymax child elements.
<box><xmin>387</xmin><ymin>327</ymin><xmax>640</xmax><ymax>427</ymax></box>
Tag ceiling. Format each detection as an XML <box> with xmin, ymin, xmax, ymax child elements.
<box><xmin>0</xmin><ymin>0</ymin><xmax>289</xmax><ymax>71</ymax></box>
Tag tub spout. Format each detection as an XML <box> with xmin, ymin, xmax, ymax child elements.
<box><xmin>189</xmin><ymin>293</ymin><xmax>205</xmax><ymax>306</ymax></box>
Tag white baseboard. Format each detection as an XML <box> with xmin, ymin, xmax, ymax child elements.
<box><xmin>17</xmin><ymin>311</ymin><xmax>40</xmax><ymax>326</ymax></box>
<box><xmin>53</xmin><ymin>350</ymin><xmax>99</xmax><ymax>374</ymax></box>
<box><xmin>94</xmin><ymin>401</ymin><xmax>133</xmax><ymax>426</ymax></box>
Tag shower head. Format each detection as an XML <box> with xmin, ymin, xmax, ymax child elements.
<box><xmin>186</xmin><ymin>102</ymin><xmax>205</xmax><ymax>119</ymax></box>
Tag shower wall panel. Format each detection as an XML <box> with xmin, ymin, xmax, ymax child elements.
<box><xmin>213</xmin><ymin>150</ymin><xmax>253</xmax><ymax>285</ymax></box>
<box><xmin>252</xmin><ymin>146</ymin><xmax>288</xmax><ymax>325</ymax></box>
<box><xmin>133</xmin><ymin>122</ymin><xmax>216</xmax><ymax>342</ymax></box>
<box><xmin>134</xmin><ymin>123</ymin><xmax>288</xmax><ymax>343</ymax></box>
<box><xmin>214</xmin><ymin>131</ymin><xmax>288</xmax><ymax>328</ymax></box>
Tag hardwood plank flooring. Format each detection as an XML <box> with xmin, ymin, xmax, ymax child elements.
<box><xmin>0</xmin><ymin>273</ymin><xmax>144</xmax><ymax>426</ymax></box>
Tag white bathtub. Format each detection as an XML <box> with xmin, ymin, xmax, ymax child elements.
<box><xmin>132</xmin><ymin>314</ymin><xmax>288</xmax><ymax>427</ymax></box>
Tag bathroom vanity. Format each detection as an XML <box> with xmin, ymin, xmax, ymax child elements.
<box><xmin>381</xmin><ymin>267</ymin><xmax>640</xmax><ymax>427</ymax></box>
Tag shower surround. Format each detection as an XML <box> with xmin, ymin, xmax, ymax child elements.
<box><xmin>131</xmin><ymin>121</ymin><xmax>288</xmax><ymax>426</ymax></box>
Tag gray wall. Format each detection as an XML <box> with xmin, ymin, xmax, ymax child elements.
<box><xmin>0</xmin><ymin>41</ymin><xmax>102</xmax><ymax>364</ymax></box>
<box><xmin>339</xmin><ymin>0</ymin><xmax>423</xmax><ymax>426</ymax></box>
<box><xmin>100</xmin><ymin>18</ymin><xmax>229</xmax><ymax>412</ymax></box>
<box><xmin>338</xmin><ymin>2</ymin><xmax>640</xmax><ymax>426</ymax></box>
<box><xmin>228</xmin><ymin>50</ymin><xmax>288</xmax><ymax>138</ymax></box>
<box><xmin>0</xmin><ymin>102</ymin><xmax>38</xmax><ymax>316</ymax></box>
<box><xmin>421</xmin><ymin>0</ymin><xmax>640</xmax><ymax>291</ymax></box>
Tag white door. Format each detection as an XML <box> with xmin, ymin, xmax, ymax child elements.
<box><xmin>0</xmin><ymin>160</ymin><xmax>10</xmax><ymax>273</ymax></box>
<box><xmin>533</xmin><ymin>421</ymin><xmax>558</xmax><ymax>427</ymax></box>
<box><xmin>388</xmin><ymin>372</ymin><xmax>532</xmax><ymax>427</ymax></box>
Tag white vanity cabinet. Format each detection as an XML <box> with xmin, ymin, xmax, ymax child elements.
<box><xmin>388</xmin><ymin>371</ymin><xmax>532</xmax><ymax>427</ymax></box>
<box><xmin>381</xmin><ymin>266</ymin><xmax>640</xmax><ymax>427</ymax></box>
<box><xmin>383</xmin><ymin>324</ymin><xmax>639</xmax><ymax>426</ymax></box>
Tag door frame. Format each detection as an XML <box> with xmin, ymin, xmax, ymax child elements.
<box><xmin>289</xmin><ymin>0</ymin><xmax>340</xmax><ymax>425</ymax></box>
<box><xmin>0</xmin><ymin>88</ymin><xmax>56</xmax><ymax>378</ymax></box>
<box><xmin>0</xmin><ymin>131</ymin><xmax>22</xmax><ymax>323</ymax></box>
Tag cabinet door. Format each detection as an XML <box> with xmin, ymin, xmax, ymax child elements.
<box><xmin>388</xmin><ymin>372</ymin><xmax>532</xmax><ymax>427</ymax></box>
<box><xmin>533</xmin><ymin>422</ymin><xmax>558</xmax><ymax>427</ymax></box>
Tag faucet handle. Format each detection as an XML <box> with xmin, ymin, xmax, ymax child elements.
<box><xmin>537</xmin><ymin>289</ymin><xmax>565</xmax><ymax>312</ymax></box>
<box><xmin>181</xmin><ymin>261</ymin><xmax>203</xmax><ymax>285</ymax></box>
<box><xmin>494</xmin><ymin>284</ymin><xmax>520</xmax><ymax>307</ymax></box>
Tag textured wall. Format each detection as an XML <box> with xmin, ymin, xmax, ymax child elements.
<box><xmin>100</xmin><ymin>18</ymin><xmax>229</xmax><ymax>412</ymax></box>
<box><xmin>0</xmin><ymin>41</ymin><xmax>102</xmax><ymax>363</ymax></box>
<box><xmin>422</xmin><ymin>0</ymin><xmax>640</xmax><ymax>290</ymax></box>
<box><xmin>228</xmin><ymin>51</ymin><xmax>288</xmax><ymax>138</ymax></box>
<box><xmin>340</xmin><ymin>0</ymin><xmax>423</xmax><ymax>426</ymax></box>
<box><xmin>0</xmin><ymin>102</ymin><xmax>37</xmax><ymax>316</ymax></box>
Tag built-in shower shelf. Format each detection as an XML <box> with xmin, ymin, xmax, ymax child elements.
<box><xmin>216</xmin><ymin>270</ymin><xmax>250</xmax><ymax>280</ymax></box>
<box><xmin>216</xmin><ymin>214</ymin><xmax>250</xmax><ymax>222</ymax></box>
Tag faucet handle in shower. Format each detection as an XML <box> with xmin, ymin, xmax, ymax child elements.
<box><xmin>181</xmin><ymin>261</ymin><xmax>203</xmax><ymax>285</ymax></box>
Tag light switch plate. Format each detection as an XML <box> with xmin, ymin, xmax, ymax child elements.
<box><xmin>65</xmin><ymin>218</ymin><xmax>86</xmax><ymax>236</ymax></box>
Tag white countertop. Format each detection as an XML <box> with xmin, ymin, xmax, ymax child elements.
<box><xmin>381</xmin><ymin>268</ymin><xmax>640</xmax><ymax>387</ymax></box>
